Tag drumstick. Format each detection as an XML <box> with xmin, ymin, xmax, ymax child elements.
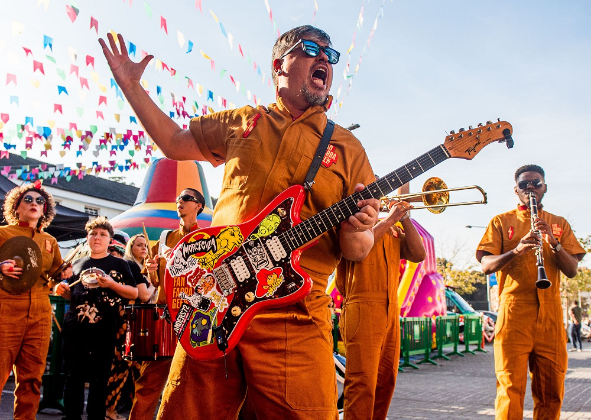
<box><xmin>67</xmin><ymin>277</ymin><xmax>83</xmax><ymax>287</ymax></box>
<box><xmin>142</xmin><ymin>223</ymin><xmax>159</xmax><ymax>284</ymax></box>
<box><xmin>51</xmin><ymin>309</ymin><xmax>61</xmax><ymax>333</ymax></box>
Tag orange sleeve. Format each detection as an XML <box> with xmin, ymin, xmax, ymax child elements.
<box><xmin>476</xmin><ymin>215</ymin><xmax>503</xmax><ymax>256</ymax></box>
<box><xmin>556</xmin><ymin>218</ymin><xmax>586</xmax><ymax>258</ymax></box>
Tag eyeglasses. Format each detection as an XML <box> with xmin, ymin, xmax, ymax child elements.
<box><xmin>23</xmin><ymin>195</ymin><xmax>46</xmax><ymax>205</ymax></box>
<box><xmin>176</xmin><ymin>194</ymin><xmax>200</xmax><ymax>204</ymax></box>
<box><xmin>280</xmin><ymin>39</ymin><xmax>340</xmax><ymax>65</ymax></box>
<box><xmin>517</xmin><ymin>179</ymin><xmax>544</xmax><ymax>190</ymax></box>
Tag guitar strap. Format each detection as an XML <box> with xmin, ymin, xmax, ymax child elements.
<box><xmin>303</xmin><ymin>119</ymin><xmax>335</xmax><ymax>191</ymax></box>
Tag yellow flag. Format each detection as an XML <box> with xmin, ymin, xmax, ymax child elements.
<box><xmin>200</xmin><ymin>50</ymin><xmax>211</xmax><ymax>60</ymax></box>
<box><xmin>209</xmin><ymin>10</ymin><xmax>219</xmax><ymax>23</ymax></box>
<box><xmin>30</xmin><ymin>79</ymin><xmax>41</xmax><ymax>89</ymax></box>
<box><xmin>114</xmin><ymin>114</ymin><xmax>120</xmax><ymax>122</ymax></box>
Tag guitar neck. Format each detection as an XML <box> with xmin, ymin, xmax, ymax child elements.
<box><xmin>281</xmin><ymin>144</ymin><xmax>450</xmax><ymax>250</ymax></box>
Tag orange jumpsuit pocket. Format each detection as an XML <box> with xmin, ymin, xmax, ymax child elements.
<box><xmin>341</xmin><ymin>302</ymin><xmax>361</xmax><ymax>345</ymax></box>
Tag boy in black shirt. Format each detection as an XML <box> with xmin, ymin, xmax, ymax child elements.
<box><xmin>55</xmin><ymin>217</ymin><xmax>137</xmax><ymax>420</ymax></box>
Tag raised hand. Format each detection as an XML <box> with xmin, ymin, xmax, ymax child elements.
<box><xmin>98</xmin><ymin>33</ymin><xmax>153</xmax><ymax>91</ymax></box>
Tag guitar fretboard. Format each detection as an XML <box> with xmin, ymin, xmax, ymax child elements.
<box><xmin>279</xmin><ymin>145</ymin><xmax>450</xmax><ymax>251</ymax></box>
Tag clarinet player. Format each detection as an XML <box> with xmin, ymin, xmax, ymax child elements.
<box><xmin>476</xmin><ymin>164</ymin><xmax>586</xmax><ymax>420</ymax></box>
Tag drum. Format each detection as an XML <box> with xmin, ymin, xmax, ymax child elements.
<box><xmin>124</xmin><ymin>304</ymin><xmax>177</xmax><ymax>360</ymax></box>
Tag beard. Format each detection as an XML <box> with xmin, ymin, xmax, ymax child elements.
<box><xmin>301</xmin><ymin>85</ymin><xmax>328</xmax><ymax>107</ymax></box>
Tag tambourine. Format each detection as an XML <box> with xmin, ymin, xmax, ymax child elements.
<box><xmin>78</xmin><ymin>267</ymin><xmax>106</xmax><ymax>289</ymax></box>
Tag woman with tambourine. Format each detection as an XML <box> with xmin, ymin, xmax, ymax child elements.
<box><xmin>0</xmin><ymin>181</ymin><xmax>63</xmax><ymax>419</ymax></box>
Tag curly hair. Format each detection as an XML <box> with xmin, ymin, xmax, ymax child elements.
<box><xmin>3</xmin><ymin>183</ymin><xmax>56</xmax><ymax>229</ymax></box>
<box><xmin>515</xmin><ymin>164</ymin><xmax>545</xmax><ymax>181</ymax></box>
<box><xmin>85</xmin><ymin>216</ymin><xmax>114</xmax><ymax>237</ymax></box>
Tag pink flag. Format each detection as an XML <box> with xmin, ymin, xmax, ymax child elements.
<box><xmin>22</xmin><ymin>47</ymin><xmax>33</xmax><ymax>57</ymax></box>
<box><xmin>70</xmin><ymin>65</ymin><xmax>79</xmax><ymax>77</ymax></box>
<box><xmin>90</xmin><ymin>16</ymin><xmax>99</xmax><ymax>33</ymax></box>
<box><xmin>98</xmin><ymin>96</ymin><xmax>107</xmax><ymax>106</ymax></box>
<box><xmin>160</xmin><ymin>16</ymin><xmax>168</xmax><ymax>34</ymax></box>
<box><xmin>6</xmin><ymin>74</ymin><xmax>17</xmax><ymax>86</ymax></box>
<box><xmin>33</xmin><ymin>61</ymin><xmax>45</xmax><ymax>75</ymax></box>
<box><xmin>80</xmin><ymin>77</ymin><xmax>89</xmax><ymax>89</ymax></box>
<box><xmin>65</xmin><ymin>5</ymin><xmax>78</xmax><ymax>22</ymax></box>
<box><xmin>96</xmin><ymin>111</ymin><xmax>104</xmax><ymax>119</ymax></box>
<box><xmin>86</xmin><ymin>55</ymin><xmax>95</xmax><ymax>68</ymax></box>
<box><xmin>195</xmin><ymin>0</ymin><xmax>202</xmax><ymax>12</ymax></box>
<box><xmin>54</xmin><ymin>104</ymin><xmax>63</xmax><ymax>114</ymax></box>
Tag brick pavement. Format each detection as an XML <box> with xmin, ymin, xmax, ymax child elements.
<box><xmin>1</xmin><ymin>341</ymin><xmax>590</xmax><ymax>419</ymax></box>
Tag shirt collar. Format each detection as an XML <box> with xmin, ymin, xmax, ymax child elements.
<box><xmin>180</xmin><ymin>221</ymin><xmax>200</xmax><ymax>235</ymax></box>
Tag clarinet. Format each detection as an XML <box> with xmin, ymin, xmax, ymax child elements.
<box><xmin>529</xmin><ymin>192</ymin><xmax>551</xmax><ymax>289</ymax></box>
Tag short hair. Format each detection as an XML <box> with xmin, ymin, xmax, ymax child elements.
<box><xmin>3</xmin><ymin>183</ymin><xmax>56</xmax><ymax>229</ymax></box>
<box><xmin>573</xmin><ymin>300</ymin><xmax>579</xmax><ymax>305</ymax></box>
<box><xmin>85</xmin><ymin>216</ymin><xmax>114</xmax><ymax>238</ymax></box>
<box><xmin>514</xmin><ymin>164</ymin><xmax>545</xmax><ymax>181</ymax></box>
<box><xmin>183</xmin><ymin>188</ymin><xmax>206</xmax><ymax>216</ymax></box>
<box><xmin>125</xmin><ymin>233</ymin><xmax>146</xmax><ymax>263</ymax></box>
<box><xmin>271</xmin><ymin>25</ymin><xmax>332</xmax><ymax>87</ymax></box>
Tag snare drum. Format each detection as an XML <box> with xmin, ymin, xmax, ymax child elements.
<box><xmin>124</xmin><ymin>304</ymin><xmax>177</xmax><ymax>360</ymax></box>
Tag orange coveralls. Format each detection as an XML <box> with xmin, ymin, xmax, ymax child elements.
<box><xmin>157</xmin><ymin>97</ymin><xmax>374</xmax><ymax>420</ymax></box>
<box><xmin>0</xmin><ymin>224</ymin><xmax>63</xmax><ymax>419</ymax></box>
<box><xmin>129</xmin><ymin>224</ymin><xmax>198</xmax><ymax>420</ymax></box>
<box><xmin>335</xmin><ymin>226</ymin><xmax>404</xmax><ymax>420</ymax></box>
<box><xmin>477</xmin><ymin>207</ymin><xmax>586</xmax><ymax>420</ymax></box>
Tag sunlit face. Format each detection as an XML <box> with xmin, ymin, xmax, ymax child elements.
<box><xmin>87</xmin><ymin>228</ymin><xmax>111</xmax><ymax>255</ymax></box>
<box><xmin>514</xmin><ymin>171</ymin><xmax>547</xmax><ymax>207</ymax></box>
<box><xmin>277</xmin><ymin>36</ymin><xmax>334</xmax><ymax>112</ymax></box>
<box><xmin>176</xmin><ymin>189</ymin><xmax>202</xmax><ymax>220</ymax></box>
<box><xmin>16</xmin><ymin>191</ymin><xmax>45</xmax><ymax>225</ymax></box>
<box><xmin>132</xmin><ymin>236</ymin><xmax>149</xmax><ymax>260</ymax></box>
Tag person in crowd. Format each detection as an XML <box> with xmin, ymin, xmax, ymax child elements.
<box><xmin>100</xmin><ymin>24</ymin><xmax>378</xmax><ymax>419</ymax></box>
<box><xmin>476</xmin><ymin>164</ymin><xmax>586</xmax><ymax>419</ymax></box>
<box><xmin>569</xmin><ymin>300</ymin><xmax>583</xmax><ymax>352</ymax></box>
<box><xmin>128</xmin><ymin>188</ymin><xmax>204</xmax><ymax>420</ymax></box>
<box><xmin>0</xmin><ymin>182</ymin><xmax>63</xmax><ymax>419</ymax></box>
<box><xmin>125</xmin><ymin>234</ymin><xmax>156</xmax><ymax>303</ymax></box>
<box><xmin>55</xmin><ymin>217</ymin><xmax>137</xmax><ymax>420</ymax></box>
<box><xmin>335</xmin><ymin>192</ymin><xmax>425</xmax><ymax>420</ymax></box>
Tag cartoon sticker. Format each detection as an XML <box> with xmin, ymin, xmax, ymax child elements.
<box><xmin>189</xmin><ymin>308</ymin><xmax>217</xmax><ymax>348</ymax></box>
<box><xmin>508</xmin><ymin>226</ymin><xmax>514</xmax><ymax>240</ymax></box>
<box><xmin>193</xmin><ymin>226</ymin><xmax>244</xmax><ymax>270</ymax></box>
<box><xmin>249</xmin><ymin>214</ymin><xmax>281</xmax><ymax>241</ymax></box>
<box><xmin>255</xmin><ymin>267</ymin><xmax>285</xmax><ymax>298</ymax></box>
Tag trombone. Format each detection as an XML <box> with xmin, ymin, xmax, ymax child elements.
<box><xmin>381</xmin><ymin>177</ymin><xmax>487</xmax><ymax>214</ymax></box>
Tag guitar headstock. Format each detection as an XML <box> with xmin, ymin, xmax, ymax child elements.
<box><xmin>443</xmin><ymin>120</ymin><xmax>513</xmax><ymax>160</ymax></box>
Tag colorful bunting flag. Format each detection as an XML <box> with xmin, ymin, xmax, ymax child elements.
<box><xmin>90</xmin><ymin>16</ymin><xmax>99</xmax><ymax>33</ymax></box>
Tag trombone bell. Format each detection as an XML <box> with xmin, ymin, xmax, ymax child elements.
<box><xmin>381</xmin><ymin>177</ymin><xmax>487</xmax><ymax>213</ymax></box>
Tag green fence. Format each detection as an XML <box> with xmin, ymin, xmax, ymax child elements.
<box><xmin>38</xmin><ymin>295</ymin><xmax>66</xmax><ymax>413</ymax></box>
<box><xmin>462</xmin><ymin>314</ymin><xmax>487</xmax><ymax>355</ymax></box>
<box><xmin>399</xmin><ymin>317</ymin><xmax>437</xmax><ymax>370</ymax></box>
<box><xmin>433</xmin><ymin>315</ymin><xmax>464</xmax><ymax>360</ymax></box>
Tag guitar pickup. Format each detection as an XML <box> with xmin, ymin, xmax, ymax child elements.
<box><xmin>229</xmin><ymin>256</ymin><xmax>250</xmax><ymax>282</ymax></box>
<box><xmin>266</xmin><ymin>236</ymin><xmax>287</xmax><ymax>261</ymax></box>
<box><xmin>213</xmin><ymin>264</ymin><xmax>236</xmax><ymax>296</ymax></box>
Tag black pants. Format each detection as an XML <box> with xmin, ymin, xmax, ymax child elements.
<box><xmin>62</xmin><ymin>328</ymin><xmax>115</xmax><ymax>420</ymax></box>
<box><xmin>571</xmin><ymin>323</ymin><xmax>583</xmax><ymax>350</ymax></box>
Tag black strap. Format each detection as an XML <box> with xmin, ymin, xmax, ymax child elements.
<box><xmin>303</xmin><ymin>120</ymin><xmax>335</xmax><ymax>191</ymax></box>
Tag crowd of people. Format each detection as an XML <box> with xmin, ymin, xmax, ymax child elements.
<box><xmin>0</xmin><ymin>24</ymin><xmax>587</xmax><ymax>420</ymax></box>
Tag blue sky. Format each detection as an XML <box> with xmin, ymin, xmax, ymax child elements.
<box><xmin>1</xmin><ymin>0</ymin><xmax>590</xmax><ymax>267</ymax></box>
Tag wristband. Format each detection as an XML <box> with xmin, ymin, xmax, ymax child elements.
<box><xmin>400</xmin><ymin>212</ymin><xmax>410</xmax><ymax>222</ymax></box>
<box><xmin>551</xmin><ymin>240</ymin><xmax>562</xmax><ymax>252</ymax></box>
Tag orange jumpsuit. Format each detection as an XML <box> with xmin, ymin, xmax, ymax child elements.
<box><xmin>157</xmin><ymin>97</ymin><xmax>375</xmax><ymax>420</ymax></box>
<box><xmin>129</xmin><ymin>223</ymin><xmax>198</xmax><ymax>420</ymax></box>
<box><xmin>335</xmin><ymin>226</ymin><xmax>404</xmax><ymax>420</ymax></box>
<box><xmin>477</xmin><ymin>207</ymin><xmax>586</xmax><ymax>420</ymax></box>
<box><xmin>0</xmin><ymin>223</ymin><xmax>63</xmax><ymax>419</ymax></box>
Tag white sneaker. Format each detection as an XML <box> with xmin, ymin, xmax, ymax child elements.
<box><xmin>578</xmin><ymin>349</ymin><xmax>582</xmax><ymax>352</ymax></box>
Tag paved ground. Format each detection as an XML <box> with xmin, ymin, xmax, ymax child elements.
<box><xmin>2</xmin><ymin>341</ymin><xmax>591</xmax><ymax>419</ymax></box>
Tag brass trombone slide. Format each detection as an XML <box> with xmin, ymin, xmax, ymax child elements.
<box><xmin>381</xmin><ymin>177</ymin><xmax>487</xmax><ymax>214</ymax></box>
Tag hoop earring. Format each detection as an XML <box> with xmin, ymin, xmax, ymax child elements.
<box><xmin>276</xmin><ymin>69</ymin><xmax>283</xmax><ymax>75</ymax></box>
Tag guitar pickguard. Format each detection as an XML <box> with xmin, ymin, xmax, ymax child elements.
<box><xmin>165</xmin><ymin>190</ymin><xmax>311</xmax><ymax>360</ymax></box>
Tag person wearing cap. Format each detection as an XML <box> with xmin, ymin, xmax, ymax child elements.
<box><xmin>128</xmin><ymin>188</ymin><xmax>204</xmax><ymax>420</ymax></box>
<box><xmin>0</xmin><ymin>182</ymin><xmax>64</xmax><ymax>419</ymax></box>
<box><xmin>55</xmin><ymin>216</ymin><xmax>137</xmax><ymax>420</ymax></box>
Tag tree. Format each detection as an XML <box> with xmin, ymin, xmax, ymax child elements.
<box><xmin>436</xmin><ymin>258</ymin><xmax>486</xmax><ymax>295</ymax></box>
<box><xmin>562</xmin><ymin>235</ymin><xmax>591</xmax><ymax>309</ymax></box>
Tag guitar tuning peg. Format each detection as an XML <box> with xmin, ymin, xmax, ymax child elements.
<box><xmin>468</xmin><ymin>125</ymin><xmax>473</xmax><ymax>130</ymax></box>
<box><xmin>497</xmin><ymin>118</ymin><xmax>501</xmax><ymax>122</ymax></box>
<box><xmin>458</xmin><ymin>128</ymin><xmax>465</xmax><ymax>132</ymax></box>
<box><xmin>486</xmin><ymin>121</ymin><xmax>492</xmax><ymax>125</ymax></box>
<box><xmin>450</xmin><ymin>130</ymin><xmax>455</xmax><ymax>135</ymax></box>
<box><xmin>478</xmin><ymin>123</ymin><xmax>483</xmax><ymax>127</ymax></box>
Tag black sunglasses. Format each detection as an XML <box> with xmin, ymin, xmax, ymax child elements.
<box><xmin>176</xmin><ymin>194</ymin><xmax>200</xmax><ymax>204</ymax></box>
<box><xmin>23</xmin><ymin>195</ymin><xmax>46</xmax><ymax>205</ymax></box>
<box><xmin>280</xmin><ymin>39</ymin><xmax>340</xmax><ymax>65</ymax></box>
<box><xmin>518</xmin><ymin>179</ymin><xmax>544</xmax><ymax>190</ymax></box>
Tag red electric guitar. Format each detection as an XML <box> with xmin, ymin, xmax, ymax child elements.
<box><xmin>165</xmin><ymin>120</ymin><xmax>514</xmax><ymax>360</ymax></box>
